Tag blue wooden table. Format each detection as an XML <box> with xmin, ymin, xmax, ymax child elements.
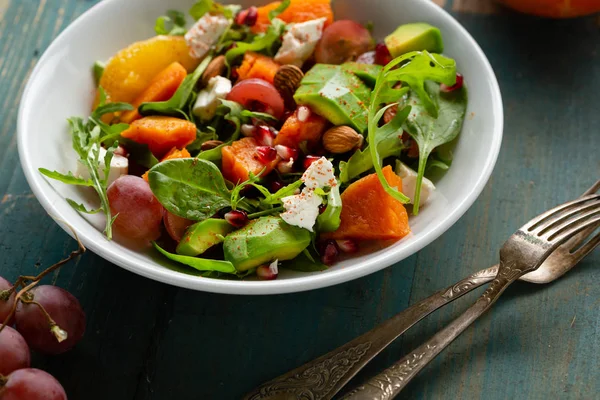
<box><xmin>1</xmin><ymin>1</ymin><xmax>599</xmax><ymax>399</ymax></box>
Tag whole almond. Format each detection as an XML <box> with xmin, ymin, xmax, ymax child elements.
<box><xmin>383</xmin><ymin>104</ymin><xmax>398</xmax><ymax>124</ymax></box>
<box><xmin>200</xmin><ymin>140</ymin><xmax>224</xmax><ymax>151</ymax></box>
<box><xmin>274</xmin><ymin>65</ymin><xmax>304</xmax><ymax>109</ymax></box>
<box><xmin>322</xmin><ymin>126</ymin><xmax>364</xmax><ymax>154</ymax></box>
<box><xmin>201</xmin><ymin>55</ymin><xmax>227</xmax><ymax>87</ymax></box>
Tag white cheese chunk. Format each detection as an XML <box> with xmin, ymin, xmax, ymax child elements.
<box><xmin>281</xmin><ymin>188</ymin><xmax>323</xmax><ymax>232</ymax></box>
<box><xmin>396</xmin><ymin>162</ymin><xmax>435</xmax><ymax>207</ymax></box>
<box><xmin>76</xmin><ymin>145</ymin><xmax>128</xmax><ymax>187</ymax></box>
<box><xmin>274</xmin><ymin>18</ymin><xmax>326</xmax><ymax>67</ymax></box>
<box><xmin>301</xmin><ymin>157</ymin><xmax>337</xmax><ymax>190</ymax></box>
<box><xmin>185</xmin><ymin>14</ymin><xmax>230</xmax><ymax>59</ymax></box>
<box><xmin>193</xmin><ymin>76</ymin><xmax>232</xmax><ymax>121</ymax></box>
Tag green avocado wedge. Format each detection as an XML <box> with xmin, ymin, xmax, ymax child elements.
<box><xmin>223</xmin><ymin>216</ymin><xmax>311</xmax><ymax>272</ymax></box>
<box><xmin>176</xmin><ymin>219</ymin><xmax>235</xmax><ymax>257</ymax></box>
<box><xmin>385</xmin><ymin>23</ymin><xmax>444</xmax><ymax>57</ymax></box>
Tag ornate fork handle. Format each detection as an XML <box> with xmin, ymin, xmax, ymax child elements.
<box><xmin>243</xmin><ymin>266</ymin><xmax>499</xmax><ymax>400</ymax></box>
<box><xmin>341</xmin><ymin>263</ymin><xmax>522</xmax><ymax>400</ymax></box>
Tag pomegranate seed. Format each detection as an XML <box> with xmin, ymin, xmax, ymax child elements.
<box><xmin>356</xmin><ymin>51</ymin><xmax>376</xmax><ymax>65</ymax></box>
<box><xmin>270</xmin><ymin>180</ymin><xmax>285</xmax><ymax>193</ymax></box>
<box><xmin>318</xmin><ymin>204</ymin><xmax>327</xmax><ymax>214</ymax></box>
<box><xmin>297</xmin><ymin>106</ymin><xmax>311</xmax><ymax>122</ymax></box>
<box><xmin>224</xmin><ymin>210</ymin><xmax>249</xmax><ymax>228</ymax></box>
<box><xmin>303</xmin><ymin>155</ymin><xmax>321</xmax><ymax>170</ymax></box>
<box><xmin>241</xmin><ymin>124</ymin><xmax>255</xmax><ymax>137</ymax></box>
<box><xmin>375</xmin><ymin>43</ymin><xmax>392</xmax><ymax>66</ymax></box>
<box><xmin>254</xmin><ymin>125</ymin><xmax>275</xmax><ymax>146</ymax></box>
<box><xmin>114</xmin><ymin>145</ymin><xmax>128</xmax><ymax>157</ymax></box>
<box><xmin>256</xmin><ymin>260</ymin><xmax>278</xmax><ymax>280</ymax></box>
<box><xmin>230</xmin><ymin>68</ymin><xmax>239</xmax><ymax>81</ymax></box>
<box><xmin>256</xmin><ymin>146</ymin><xmax>278</xmax><ymax>164</ymax></box>
<box><xmin>275</xmin><ymin>144</ymin><xmax>298</xmax><ymax>161</ymax></box>
<box><xmin>244</xmin><ymin>6</ymin><xmax>258</xmax><ymax>27</ymax></box>
<box><xmin>235</xmin><ymin>9</ymin><xmax>249</xmax><ymax>25</ymax></box>
<box><xmin>319</xmin><ymin>240</ymin><xmax>339</xmax><ymax>266</ymax></box>
<box><xmin>336</xmin><ymin>239</ymin><xmax>359</xmax><ymax>254</ymax></box>
<box><xmin>440</xmin><ymin>73</ymin><xmax>464</xmax><ymax>93</ymax></box>
<box><xmin>277</xmin><ymin>159</ymin><xmax>295</xmax><ymax>174</ymax></box>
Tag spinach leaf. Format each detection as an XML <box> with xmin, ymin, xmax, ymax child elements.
<box><xmin>190</xmin><ymin>0</ymin><xmax>240</xmax><ymax>20</ymax></box>
<box><xmin>119</xmin><ymin>138</ymin><xmax>159</xmax><ymax>169</ymax></box>
<box><xmin>403</xmin><ymin>81</ymin><xmax>467</xmax><ymax>213</ymax></box>
<box><xmin>225</xmin><ymin>18</ymin><xmax>286</xmax><ymax>64</ymax></box>
<box><xmin>153</xmin><ymin>242</ymin><xmax>238</xmax><ymax>274</ymax></box>
<box><xmin>139</xmin><ymin>56</ymin><xmax>212</xmax><ymax>118</ymax></box>
<box><xmin>38</xmin><ymin>169</ymin><xmax>93</xmax><ymax>187</ymax></box>
<box><xmin>189</xmin><ymin>0</ymin><xmax>214</xmax><ymax>20</ymax></box>
<box><xmin>155</xmin><ymin>10</ymin><xmax>187</xmax><ymax>36</ymax></box>
<box><xmin>367</xmin><ymin>51</ymin><xmax>457</xmax><ymax>207</ymax></box>
<box><xmin>148</xmin><ymin>158</ymin><xmax>232</xmax><ymax>220</ymax></box>
<box><xmin>282</xmin><ymin>249</ymin><xmax>327</xmax><ymax>272</ymax></box>
<box><xmin>316</xmin><ymin>185</ymin><xmax>342</xmax><ymax>232</ymax></box>
<box><xmin>268</xmin><ymin>0</ymin><xmax>290</xmax><ymax>20</ymax></box>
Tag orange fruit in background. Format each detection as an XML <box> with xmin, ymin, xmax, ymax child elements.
<box><xmin>98</xmin><ymin>36</ymin><xmax>200</xmax><ymax>106</ymax></box>
<box><xmin>498</xmin><ymin>0</ymin><xmax>600</xmax><ymax>18</ymax></box>
<box><xmin>252</xmin><ymin>0</ymin><xmax>334</xmax><ymax>33</ymax></box>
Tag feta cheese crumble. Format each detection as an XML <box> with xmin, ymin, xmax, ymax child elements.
<box><xmin>269</xmin><ymin>259</ymin><xmax>279</xmax><ymax>275</ymax></box>
<box><xmin>193</xmin><ymin>76</ymin><xmax>232</xmax><ymax>121</ymax></box>
<box><xmin>280</xmin><ymin>188</ymin><xmax>323</xmax><ymax>231</ymax></box>
<box><xmin>76</xmin><ymin>144</ymin><xmax>128</xmax><ymax>187</ymax></box>
<box><xmin>301</xmin><ymin>157</ymin><xmax>337</xmax><ymax>190</ymax></box>
<box><xmin>396</xmin><ymin>162</ymin><xmax>435</xmax><ymax>207</ymax></box>
<box><xmin>185</xmin><ymin>14</ymin><xmax>230</xmax><ymax>59</ymax></box>
<box><xmin>274</xmin><ymin>18</ymin><xmax>327</xmax><ymax>67</ymax></box>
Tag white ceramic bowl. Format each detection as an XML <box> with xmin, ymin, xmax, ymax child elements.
<box><xmin>18</xmin><ymin>0</ymin><xmax>502</xmax><ymax>295</ymax></box>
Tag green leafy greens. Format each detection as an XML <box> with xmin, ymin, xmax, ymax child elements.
<box><xmin>155</xmin><ymin>10</ymin><xmax>187</xmax><ymax>36</ymax></box>
<box><xmin>153</xmin><ymin>242</ymin><xmax>238</xmax><ymax>274</ymax></box>
<box><xmin>190</xmin><ymin>0</ymin><xmax>240</xmax><ymax>20</ymax></box>
<box><xmin>225</xmin><ymin>18</ymin><xmax>286</xmax><ymax>64</ymax></box>
<box><xmin>268</xmin><ymin>0</ymin><xmax>291</xmax><ymax>20</ymax></box>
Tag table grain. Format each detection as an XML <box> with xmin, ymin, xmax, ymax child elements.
<box><xmin>1</xmin><ymin>1</ymin><xmax>599</xmax><ymax>399</ymax></box>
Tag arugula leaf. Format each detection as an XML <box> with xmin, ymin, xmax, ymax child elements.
<box><xmin>225</xmin><ymin>18</ymin><xmax>286</xmax><ymax>64</ymax></box>
<box><xmin>268</xmin><ymin>0</ymin><xmax>290</xmax><ymax>20</ymax></box>
<box><xmin>155</xmin><ymin>10</ymin><xmax>187</xmax><ymax>36</ymax></box>
<box><xmin>403</xmin><ymin>81</ymin><xmax>467</xmax><ymax>213</ymax></box>
<box><xmin>282</xmin><ymin>249</ymin><xmax>327</xmax><ymax>272</ymax></box>
<box><xmin>38</xmin><ymin>169</ymin><xmax>93</xmax><ymax>186</ymax></box>
<box><xmin>93</xmin><ymin>61</ymin><xmax>105</xmax><ymax>85</ymax></box>
<box><xmin>316</xmin><ymin>185</ymin><xmax>342</xmax><ymax>232</ymax></box>
<box><xmin>260</xmin><ymin>179</ymin><xmax>303</xmax><ymax>206</ymax></box>
<box><xmin>153</xmin><ymin>242</ymin><xmax>238</xmax><ymax>274</ymax></box>
<box><xmin>148</xmin><ymin>158</ymin><xmax>232</xmax><ymax>220</ymax></box>
<box><xmin>66</xmin><ymin>199</ymin><xmax>101</xmax><ymax>214</ymax></box>
<box><xmin>139</xmin><ymin>56</ymin><xmax>212</xmax><ymax>118</ymax></box>
<box><xmin>367</xmin><ymin>51</ymin><xmax>457</xmax><ymax>207</ymax></box>
<box><xmin>230</xmin><ymin>171</ymin><xmax>270</xmax><ymax>209</ymax></box>
<box><xmin>190</xmin><ymin>0</ymin><xmax>240</xmax><ymax>20</ymax></box>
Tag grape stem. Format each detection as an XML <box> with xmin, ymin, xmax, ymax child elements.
<box><xmin>18</xmin><ymin>298</ymin><xmax>66</xmax><ymax>342</ymax></box>
<box><xmin>0</xmin><ymin>374</ymin><xmax>7</xmax><ymax>387</ymax></box>
<box><xmin>0</xmin><ymin>222</ymin><xmax>86</xmax><ymax>335</ymax></box>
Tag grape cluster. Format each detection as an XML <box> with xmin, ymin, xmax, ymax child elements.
<box><xmin>0</xmin><ymin>268</ymin><xmax>86</xmax><ymax>399</ymax></box>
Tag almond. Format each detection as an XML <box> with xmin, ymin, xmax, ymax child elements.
<box><xmin>201</xmin><ymin>55</ymin><xmax>227</xmax><ymax>87</ymax></box>
<box><xmin>200</xmin><ymin>140</ymin><xmax>224</xmax><ymax>151</ymax></box>
<box><xmin>273</xmin><ymin>64</ymin><xmax>304</xmax><ymax>109</ymax></box>
<box><xmin>322</xmin><ymin>126</ymin><xmax>364</xmax><ymax>154</ymax></box>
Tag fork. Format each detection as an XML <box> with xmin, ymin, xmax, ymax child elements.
<box><xmin>342</xmin><ymin>190</ymin><xmax>600</xmax><ymax>399</ymax></box>
<box><xmin>243</xmin><ymin>181</ymin><xmax>600</xmax><ymax>400</ymax></box>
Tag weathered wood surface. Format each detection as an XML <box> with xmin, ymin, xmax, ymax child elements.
<box><xmin>0</xmin><ymin>1</ymin><xmax>598</xmax><ymax>399</ymax></box>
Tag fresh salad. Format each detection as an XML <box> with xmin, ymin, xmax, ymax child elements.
<box><xmin>40</xmin><ymin>0</ymin><xmax>467</xmax><ymax>280</ymax></box>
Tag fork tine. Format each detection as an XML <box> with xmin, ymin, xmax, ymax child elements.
<box><xmin>537</xmin><ymin>199</ymin><xmax>600</xmax><ymax>236</ymax></box>
<box><xmin>570</xmin><ymin>224</ymin><xmax>600</xmax><ymax>257</ymax></box>
<box><xmin>564</xmin><ymin>224</ymin><xmax>600</xmax><ymax>253</ymax></box>
<box><xmin>583</xmin><ymin>179</ymin><xmax>600</xmax><ymax>196</ymax></box>
<box><xmin>525</xmin><ymin>194</ymin><xmax>600</xmax><ymax>232</ymax></box>
<box><xmin>548</xmin><ymin>214</ymin><xmax>600</xmax><ymax>243</ymax></box>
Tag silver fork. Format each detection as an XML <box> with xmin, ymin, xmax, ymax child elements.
<box><xmin>243</xmin><ymin>182</ymin><xmax>600</xmax><ymax>400</ymax></box>
<box><xmin>341</xmin><ymin>190</ymin><xmax>600</xmax><ymax>399</ymax></box>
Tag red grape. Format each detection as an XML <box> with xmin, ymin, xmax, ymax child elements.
<box><xmin>0</xmin><ymin>277</ymin><xmax>15</xmax><ymax>325</ymax></box>
<box><xmin>163</xmin><ymin>210</ymin><xmax>193</xmax><ymax>242</ymax></box>
<box><xmin>0</xmin><ymin>326</ymin><xmax>30</xmax><ymax>375</ymax></box>
<box><xmin>315</xmin><ymin>20</ymin><xmax>375</xmax><ymax>65</ymax></box>
<box><xmin>227</xmin><ymin>79</ymin><xmax>285</xmax><ymax>119</ymax></box>
<box><xmin>107</xmin><ymin>175</ymin><xmax>164</xmax><ymax>241</ymax></box>
<box><xmin>15</xmin><ymin>285</ymin><xmax>85</xmax><ymax>355</ymax></box>
<box><xmin>0</xmin><ymin>368</ymin><xmax>67</xmax><ymax>400</ymax></box>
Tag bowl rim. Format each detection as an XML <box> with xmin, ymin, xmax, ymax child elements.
<box><xmin>17</xmin><ymin>0</ymin><xmax>503</xmax><ymax>295</ymax></box>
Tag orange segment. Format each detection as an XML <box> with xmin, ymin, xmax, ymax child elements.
<box><xmin>98</xmin><ymin>36</ymin><xmax>199</xmax><ymax>107</ymax></box>
<box><xmin>322</xmin><ymin>166</ymin><xmax>411</xmax><ymax>241</ymax></box>
<box><xmin>236</xmin><ymin>52</ymin><xmax>280</xmax><ymax>85</ymax></box>
<box><xmin>274</xmin><ymin>108</ymin><xmax>328</xmax><ymax>148</ymax></box>
<box><xmin>221</xmin><ymin>137</ymin><xmax>279</xmax><ymax>184</ymax></box>
<box><xmin>120</xmin><ymin>62</ymin><xmax>187</xmax><ymax>124</ymax></box>
<box><xmin>121</xmin><ymin>116</ymin><xmax>196</xmax><ymax>159</ymax></box>
<box><xmin>253</xmin><ymin>0</ymin><xmax>334</xmax><ymax>34</ymax></box>
<box><xmin>142</xmin><ymin>147</ymin><xmax>191</xmax><ymax>181</ymax></box>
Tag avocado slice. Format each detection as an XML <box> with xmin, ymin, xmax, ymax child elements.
<box><xmin>294</xmin><ymin>64</ymin><xmax>371</xmax><ymax>133</ymax></box>
<box><xmin>223</xmin><ymin>216</ymin><xmax>311</xmax><ymax>272</ymax></box>
<box><xmin>385</xmin><ymin>23</ymin><xmax>444</xmax><ymax>58</ymax></box>
<box><xmin>176</xmin><ymin>219</ymin><xmax>235</xmax><ymax>257</ymax></box>
<box><xmin>342</xmin><ymin>62</ymin><xmax>383</xmax><ymax>87</ymax></box>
